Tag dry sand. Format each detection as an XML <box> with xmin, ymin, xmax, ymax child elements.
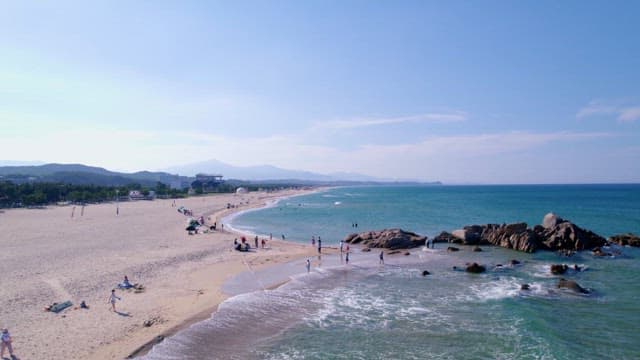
<box><xmin>0</xmin><ymin>189</ymin><xmax>319</xmax><ymax>359</ymax></box>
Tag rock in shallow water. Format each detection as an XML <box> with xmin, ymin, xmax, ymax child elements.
<box><xmin>344</xmin><ymin>229</ymin><xmax>426</xmax><ymax>249</ymax></box>
<box><xmin>608</xmin><ymin>233</ymin><xmax>640</xmax><ymax>247</ymax></box>
<box><xmin>465</xmin><ymin>262</ymin><xmax>486</xmax><ymax>273</ymax></box>
<box><xmin>557</xmin><ymin>278</ymin><xmax>590</xmax><ymax>294</ymax></box>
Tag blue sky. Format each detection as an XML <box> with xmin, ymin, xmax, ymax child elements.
<box><xmin>1</xmin><ymin>1</ymin><xmax>639</xmax><ymax>183</ymax></box>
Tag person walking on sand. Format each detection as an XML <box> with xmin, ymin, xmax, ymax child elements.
<box><xmin>255</xmin><ymin>235</ymin><xmax>259</xmax><ymax>249</ymax></box>
<box><xmin>317</xmin><ymin>238</ymin><xmax>322</xmax><ymax>254</ymax></box>
<box><xmin>306</xmin><ymin>259</ymin><xmax>311</xmax><ymax>273</ymax></box>
<box><xmin>345</xmin><ymin>251</ymin><xmax>350</xmax><ymax>264</ymax></box>
<box><xmin>340</xmin><ymin>239</ymin><xmax>344</xmax><ymax>253</ymax></box>
<box><xmin>1</xmin><ymin>328</ymin><xmax>15</xmax><ymax>359</ymax></box>
<box><xmin>379</xmin><ymin>251</ymin><xmax>384</xmax><ymax>265</ymax></box>
<box><xmin>108</xmin><ymin>289</ymin><xmax>121</xmax><ymax>312</ymax></box>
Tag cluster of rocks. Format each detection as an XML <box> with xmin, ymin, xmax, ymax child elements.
<box><xmin>344</xmin><ymin>229</ymin><xmax>426</xmax><ymax>250</ymax></box>
<box><xmin>443</xmin><ymin>213</ymin><xmax>608</xmax><ymax>253</ymax></box>
<box><xmin>343</xmin><ymin>213</ymin><xmax>638</xmax><ymax>255</ymax></box>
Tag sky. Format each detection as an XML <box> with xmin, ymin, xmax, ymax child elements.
<box><xmin>1</xmin><ymin>0</ymin><xmax>639</xmax><ymax>184</ymax></box>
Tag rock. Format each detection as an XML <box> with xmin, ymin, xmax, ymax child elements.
<box><xmin>592</xmin><ymin>247</ymin><xmax>612</xmax><ymax>257</ymax></box>
<box><xmin>344</xmin><ymin>229</ymin><xmax>427</xmax><ymax>250</ymax></box>
<box><xmin>404</xmin><ymin>251</ymin><xmax>410</xmax><ymax>256</ymax></box>
<box><xmin>510</xmin><ymin>259</ymin><xmax>521</xmax><ymax>265</ymax></box>
<box><xmin>481</xmin><ymin>223</ymin><xmax>538</xmax><ymax>253</ymax></box>
<box><xmin>537</xmin><ymin>221</ymin><xmax>607</xmax><ymax>251</ymax></box>
<box><xmin>557</xmin><ymin>278</ymin><xmax>589</xmax><ymax>294</ymax></box>
<box><xmin>608</xmin><ymin>233</ymin><xmax>640</xmax><ymax>247</ymax></box>
<box><xmin>422</xmin><ymin>270</ymin><xmax>430</xmax><ymax>276</ymax></box>
<box><xmin>388</xmin><ymin>250</ymin><xmax>401</xmax><ymax>255</ymax></box>
<box><xmin>543</xmin><ymin>212</ymin><xmax>564</xmax><ymax>229</ymax></box>
<box><xmin>361</xmin><ymin>248</ymin><xmax>371</xmax><ymax>252</ymax></box>
<box><xmin>550</xmin><ymin>264</ymin><xmax>568</xmax><ymax>275</ymax></box>
<box><xmin>447</xmin><ymin>246</ymin><xmax>460</xmax><ymax>252</ymax></box>
<box><xmin>465</xmin><ymin>262</ymin><xmax>486</xmax><ymax>273</ymax></box>
<box><xmin>451</xmin><ymin>214</ymin><xmax>607</xmax><ymax>253</ymax></box>
<box><xmin>520</xmin><ymin>284</ymin><xmax>530</xmax><ymax>290</ymax></box>
<box><xmin>452</xmin><ymin>225</ymin><xmax>484</xmax><ymax>245</ymax></box>
<box><xmin>433</xmin><ymin>231</ymin><xmax>458</xmax><ymax>244</ymax></box>
<box><xmin>472</xmin><ymin>246</ymin><xmax>482</xmax><ymax>252</ymax></box>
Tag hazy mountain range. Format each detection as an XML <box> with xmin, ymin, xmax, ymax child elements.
<box><xmin>163</xmin><ymin>159</ymin><xmax>392</xmax><ymax>182</ymax></box>
<box><xmin>0</xmin><ymin>160</ymin><xmax>440</xmax><ymax>186</ymax></box>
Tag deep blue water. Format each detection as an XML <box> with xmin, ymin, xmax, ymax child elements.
<box><xmin>144</xmin><ymin>185</ymin><xmax>640</xmax><ymax>360</ymax></box>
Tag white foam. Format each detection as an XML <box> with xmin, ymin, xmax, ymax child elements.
<box><xmin>469</xmin><ymin>277</ymin><xmax>521</xmax><ymax>301</ymax></box>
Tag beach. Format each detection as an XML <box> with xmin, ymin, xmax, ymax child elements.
<box><xmin>0</xmin><ymin>189</ymin><xmax>318</xmax><ymax>360</ymax></box>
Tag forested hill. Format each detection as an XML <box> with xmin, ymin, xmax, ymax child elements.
<box><xmin>0</xmin><ymin>163</ymin><xmax>190</xmax><ymax>187</ymax></box>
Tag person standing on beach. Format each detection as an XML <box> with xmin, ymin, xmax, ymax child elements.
<box><xmin>318</xmin><ymin>238</ymin><xmax>322</xmax><ymax>254</ymax></box>
<box><xmin>108</xmin><ymin>289</ymin><xmax>121</xmax><ymax>312</ymax></box>
<box><xmin>1</xmin><ymin>328</ymin><xmax>15</xmax><ymax>359</ymax></box>
<box><xmin>255</xmin><ymin>236</ymin><xmax>259</xmax><ymax>249</ymax></box>
<box><xmin>340</xmin><ymin>239</ymin><xmax>344</xmax><ymax>253</ymax></box>
<box><xmin>306</xmin><ymin>259</ymin><xmax>311</xmax><ymax>273</ymax></box>
<box><xmin>311</xmin><ymin>236</ymin><xmax>315</xmax><ymax>246</ymax></box>
<box><xmin>379</xmin><ymin>251</ymin><xmax>384</xmax><ymax>265</ymax></box>
<box><xmin>345</xmin><ymin>251</ymin><xmax>350</xmax><ymax>264</ymax></box>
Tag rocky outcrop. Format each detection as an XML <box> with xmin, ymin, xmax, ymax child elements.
<box><xmin>557</xmin><ymin>278</ymin><xmax>589</xmax><ymax>294</ymax></box>
<box><xmin>482</xmin><ymin>223</ymin><xmax>539</xmax><ymax>253</ymax></box>
<box><xmin>608</xmin><ymin>233</ymin><xmax>640</xmax><ymax>247</ymax></box>
<box><xmin>444</xmin><ymin>213</ymin><xmax>607</xmax><ymax>253</ymax></box>
<box><xmin>344</xmin><ymin>229</ymin><xmax>427</xmax><ymax>249</ymax></box>
<box><xmin>536</xmin><ymin>220</ymin><xmax>607</xmax><ymax>251</ymax></box>
<box><xmin>433</xmin><ymin>231</ymin><xmax>458</xmax><ymax>244</ymax></box>
<box><xmin>451</xmin><ymin>225</ymin><xmax>485</xmax><ymax>245</ymax></box>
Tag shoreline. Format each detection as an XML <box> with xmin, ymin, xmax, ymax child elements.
<box><xmin>124</xmin><ymin>187</ymin><xmax>333</xmax><ymax>358</ymax></box>
<box><xmin>103</xmin><ymin>188</ymin><xmax>326</xmax><ymax>359</ymax></box>
<box><xmin>0</xmin><ymin>188</ymin><xmax>322</xmax><ymax>360</ymax></box>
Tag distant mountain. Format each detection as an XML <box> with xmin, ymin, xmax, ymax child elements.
<box><xmin>164</xmin><ymin>159</ymin><xmax>387</xmax><ymax>182</ymax></box>
<box><xmin>0</xmin><ymin>161</ymin><xmax>441</xmax><ymax>187</ymax></box>
<box><xmin>0</xmin><ymin>163</ymin><xmax>191</xmax><ymax>187</ymax></box>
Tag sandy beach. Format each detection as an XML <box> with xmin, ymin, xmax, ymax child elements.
<box><xmin>0</xmin><ymin>189</ymin><xmax>319</xmax><ymax>360</ymax></box>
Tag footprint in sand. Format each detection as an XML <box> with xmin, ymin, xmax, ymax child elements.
<box><xmin>42</xmin><ymin>278</ymin><xmax>74</xmax><ymax>301</ymax></box>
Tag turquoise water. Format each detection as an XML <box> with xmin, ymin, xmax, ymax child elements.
<box><xmin>144</xmin><ymin>185</ymin><xmax>640</xmax><ymax>360</ymax></box>
<box><xmin>230</xmin><ymin>185</ymin><xmax>640</xmax><ymax>243</ymax></box>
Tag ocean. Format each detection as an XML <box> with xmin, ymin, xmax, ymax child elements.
<box><xmin>143</xmin><ymin>185</ymin><xmax>640</xmax><ymax>359</ymax></box>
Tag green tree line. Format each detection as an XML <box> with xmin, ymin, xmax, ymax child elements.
<box><xmin>0</xmin><ymin>181</ymin><xmax>188</xmax><ymax>207</ymax></box>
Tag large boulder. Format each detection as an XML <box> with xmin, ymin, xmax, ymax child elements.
<box><xmin>608</xmin><ymin>233</ymin><xmax>640</xmax><ymax>247</ymax></box>
<box><xmin>481</xmin><ymin>223</ymin><xmax>539</xmax><ymax>253</ymax></box>
<box><xmin>451</xmin><ymin>225</ymin><xmax>484</xmax><ymax>245</ymax></box>
<box><xmin>536</xmin><ymin>221</ymin><xmax>607</xmax><ymax>251</ymax></box>
<box><xmin>542</xmin><ymin>212</ymin><xmax>564</xmax><ymax>229</ymax></box>
<box><xmin>344</xmin><ymin>229</ymin><xmax>427</xmax><ymax>250</ymax></box>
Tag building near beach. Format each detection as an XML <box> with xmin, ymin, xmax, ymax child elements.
<box><xmin>192</xmin><ymin>173</ymin><xmax>225</xmax><ymax>193</ymax></box>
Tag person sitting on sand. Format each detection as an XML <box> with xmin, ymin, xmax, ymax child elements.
<box><xmin>108</xmin><ymin>289</ymin><xmax>121</xmax><ymax>312</ymax></box>
<box><xmin>1</xmin><ymin>328</ymin><xmax>15</xmax><ymax>359</ymax></box>
<box><xmin>117</xmin><ymin>275</ymin><xmax>134</xmax><ymax>289</ymax></box>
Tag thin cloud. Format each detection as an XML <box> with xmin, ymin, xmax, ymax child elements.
<box><xmin>577</xmin><ymin>100</ymin><xmax>640</xmax><ymax>123</ymax></box>
<box><xmin>314</xmin><ymin>112</ymin><xmax>467</xmax><ymax>130</ymax></box>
